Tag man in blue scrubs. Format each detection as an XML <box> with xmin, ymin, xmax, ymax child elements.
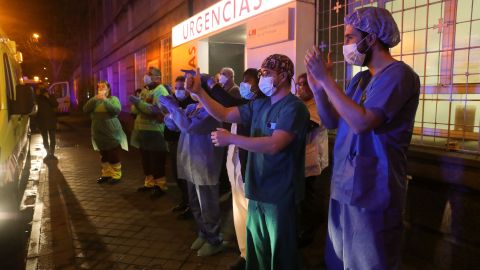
<box><xmin>305</xmin><ymin>7</ymin><xmax>420</xmax><ymax>270</ymax></box>
<box><xmin>188</xmin><ymin>54</ymin><xmax>309</xmax><ymax>269</ymax></box>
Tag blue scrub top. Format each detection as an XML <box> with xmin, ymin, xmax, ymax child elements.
<box><xmin>331</xmin><ymin>61</ymin><xmax>420</xmax><ymax>210</ymax></box>
<box><xmin>238</xmin><ymin>93</ymin><xmax>309</xmax><ymax>203</ymax></box>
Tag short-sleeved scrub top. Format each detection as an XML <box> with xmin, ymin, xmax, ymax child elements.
<box><xmin>331</xmin><ymin>61</ymin><xmax>420</xmax><ymax>210</ymax></box>
<box><xmin>238</xmin><ymin>93</ymin><xmax>310</xmax><ymax>203</ymax></box>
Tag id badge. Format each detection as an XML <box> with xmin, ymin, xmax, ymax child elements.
<box><xmin>267</xmin><ymin>122</ymin><xmax>276</xmax><ymax>130</ymax></box>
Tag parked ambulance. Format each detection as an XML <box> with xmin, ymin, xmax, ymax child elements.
<box><xmin>0</xmin><ymin>29</ymin><xmax>35</xmax><ymax>244</ymax></box>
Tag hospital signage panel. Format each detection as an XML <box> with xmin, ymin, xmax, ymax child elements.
<box><xmin>246</xmin><ymin>7</ymin><xmax>291</xmax><ymax>49</ymax></box>
<box><xmin>172</xmin><ymin>0</ymin><xmax>294</xmax><ymax>47</ymax></box>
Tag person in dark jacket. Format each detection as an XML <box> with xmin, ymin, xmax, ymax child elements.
<box><xmin>36</xmin><ymin>85</ymin><xmax>59</xmax><ymax>160</ymax></box>
<box><xmin>164</xmin><ymin>75</ymin><xmax>196</xmax><ymax>219</ymax></box>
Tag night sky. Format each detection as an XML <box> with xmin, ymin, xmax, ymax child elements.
<box><xmin>0</xmin><ymin>0</ymin><xmax>87</xmax><ymax>81</ymax></box>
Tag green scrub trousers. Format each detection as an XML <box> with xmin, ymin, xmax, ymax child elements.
<box><xmin>246</xmin><ymin>198</ymin><xmax>299</xmax><ymax>270</ymax></box>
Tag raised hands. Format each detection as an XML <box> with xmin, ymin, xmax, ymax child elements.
<box><xmin>158</xmin><ymin>95</ymin><xmax>179</xmax><ymax>112</ymax></box>
<box><xmin>185</xmin><ymin>67</ymin><xmax>204</xmax><ymax>95</ymax></box>
<box><xmin>96</xmin><ymin>92</ymin><xmax>106</xmax><ymax>100</ymax></box>
<box><xmin>304</xmin><ymin>46</ymin><xmax>334</xmax><ymax>90</ymax></box>
<box><xmin>128</xmin><ymin>95</ymin><xmax>140</xmax><ymax>104</ymax></box>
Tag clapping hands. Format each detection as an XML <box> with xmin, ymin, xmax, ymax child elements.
<box><xmin>158</xmin><ymin>95</ymin><xmax>179</xmax><ymax>112</ymax></box>
<box><xmin>185</xmin><ymin>67</ymin><xmax>204</xmax><ymax>95</ymax></box>
<box><xmin>304</xmin><ymin>46</ymin><xmax>334</xmax><ymax>90</ymax></box>
<box><xmin>128</xmin><ymin>95</ymin><xmax>140</xmax><ymax>104</ymax></box>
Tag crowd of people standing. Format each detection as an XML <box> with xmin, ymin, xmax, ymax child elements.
<box><xmin>76</xmin><ymin>7</ymin><xmax>419</xmax><ymax>270</ymax></box>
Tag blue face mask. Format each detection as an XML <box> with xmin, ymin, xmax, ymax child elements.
<box><xmin>239</xmin><ymin>82</ymin><xmax>255</xmax><ymax>100</ymax></box>
<box><xmin>175</xmin><ymin>89</ymin><xmax>186</xmax><ymax>100</ymax></box>
<box><xmin>259</xmin><ymin>76</ymin><xmax>276</xmax><ymax>97</ymax></box>
<box><xmin>143</xmin><ymin>75</ymin><xmax>152</xmax><ymax>85</ymax></box>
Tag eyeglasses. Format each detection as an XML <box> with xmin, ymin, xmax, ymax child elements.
<box><xmin>258</xmin><ymin>69</ymin><xmax>276</xmax><ymax>78</ymax></box>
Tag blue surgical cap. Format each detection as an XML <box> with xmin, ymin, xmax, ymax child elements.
<box><xmin>344</xmin><ymin>7</ymin><xmax>400</xmax><ymax>48</ymax></box>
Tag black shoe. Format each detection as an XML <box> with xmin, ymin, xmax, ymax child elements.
<box><xmin>229</xmin><ymin>257</ymin><xmax>246</xmax><ymax>270</ymax></box>
<box><xmin>97</xmin><ymin>177</ymin><xmax>111</xmax><ymax>184</ymax></box>
<box><xmin>137</xmin><ymin>186</ymin><xmax>153</xmax><ymax>192</ymax></box>
<box><xmin>171</xmin><ymin>203</ymin><xmax>188</xmax><ymax>212</ymax></box>
<box><xmin>177</xmin><ymin>207</ymin><xmax>193</xmax><ymax>220</ymax></box>
<box><xmin>150</xmin><ymin>186</ymin><xmax>165</xmax><ymax>199</ymax></box>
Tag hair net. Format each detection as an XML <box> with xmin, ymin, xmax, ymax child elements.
<box><xmin>261</xmin><ymin>54</ymin><xmax>294</xmax><ymax>79</ymax></box>
<box><xmin>344</xmin><ymin>7</ymin><xmax>400</xmax><ymax>48</ymax></box>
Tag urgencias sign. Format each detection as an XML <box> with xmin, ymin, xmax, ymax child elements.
<box><xmin>172</xmin><ymin>0</ymin><xmax>294</xmax><ymax>47</ymax></box>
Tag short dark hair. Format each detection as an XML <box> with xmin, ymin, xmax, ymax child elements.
<box><xmin>243</xmin><ymin>68</ymin><xmax>259</xmax><ymax>83</ymax></box>
<box><xmin>175</xmin><ymin>76</ymin><xmax>185</xmax><ymax>82</ymax></box>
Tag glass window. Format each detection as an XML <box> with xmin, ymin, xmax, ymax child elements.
<box><xmin>428</xmin><ymin>3</ymin><xmax>444</xmax><ymax>28</ymax></box>
<box><xmin>414</xmin><ymin>30</ymin><xmax>426</xmax><ymax>53</ymax></box>
<box><xmin>415</xmin><ymin>6</ymin><xmax>427</xmax><ymax>30</ymax></box>
<box><xmin>456</xmin><ymin>0</ymin><xmax>472</xmax><ymax>22</ymax></box>
<box><xmin>392</xmin><ymin>11</ymin><xmax>403</xmax><ymax>32</ymax></box>
<box><xmin>426</xmin><ymin>52</ymin><xmax>440</xmax><ymax>76</ymax></box>
<box><xmin>161</xmin><ymin>37</ymin><xmax>172</xmax><ymax>87</ymax></box>
<box><xmin>404</xmin><ymin>0</ymin><xmax>417</xmax><ymax>9</ymax></box>
<box><xmin>453</xmin><ymin>49</ymin><xmax>469</xmax><ymax>77</ymax></box>
<box><xmin>426</xmin><ymin>28</ymin><xmax>442</xmax><ymax>52</ymax></box>
<box><xmin>317</xmin><ymin>0</ymin><xmax>480</xmax><ymax>153</ymax></box>
<box><xmin>402</xmin><ymin>54</ymin><xmax>414</xmax><ymax>68</ymax></box>
<box><xmin>403</xmin><ymin>9</ymin><xmax>415</xmax><ymax>31</ymax></box>
<box><xmin>474</xmin><ymin>0</ymin><xmax>480</xmax><ymax>20</ymax></box>
<box><xmin>3</xmin><ymin>53</ymin><xmax>13</xmax><ymax>118</ymax></box>
<box><xmin>402</xmin><ymin>31</ymin><xmax>415</xmax><ymax>54</ymax></box>
<box><xmin>386</xmin><ymin>0</ymin><xmax>403</xmax><ymax>12</ymax></box>
<box><xmin>413</xmin><ymin>53</ymin><xmax>426</xmax><ymax>77</ymax></box>
<box><xmin>416</xmin><ymin>0</ymin><xmax>428</xmax><ymax>5</ymax></box>
<box><xmin>471</xmin><ymin>21</ymin><xmax>480</xmax><ymax>47</ymax></box>
<box><xmin>455</xmin><ymin>22</ymin><xmax>471</xmax><ymax>49</ymax></box>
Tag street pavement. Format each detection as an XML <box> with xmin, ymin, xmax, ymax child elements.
<box><xmin>22</xmin><ymin>113</ymin><xmax>480</xmax><ymax>270</ymax></box>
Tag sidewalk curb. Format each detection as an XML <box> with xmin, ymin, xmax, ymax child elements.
<box><xmin>25</xmin><ymin>154</ymin><xmax>47</xmax><ymax>270</ymax></box>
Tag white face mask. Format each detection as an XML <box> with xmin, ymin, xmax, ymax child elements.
<box><xmin>258</xmin><ymin>76</ymin><xmax>276</xmax><ymax>97</ymax></box>
<box><xmin>239</xmin><ymin>82</ymin><xmax>254</xmax><ymax>100</ymax></box>
<box><xmin>143</xmin><ymin>75</ymin><xmax>152</xmax><ymax>85</ymax></box>
<box><xmin>219</xmin><ymin>74</ymin><xmax>228</xmax><ymax>85</ymax></box>
<box><xmin>342</xmin><ymin>35</ymin><xmax>370</xmax><ymax>66</ymax></box>
<box><xmin>175</xmin><ymin>89</ymin><xmax>186</xmax><ymax>100</ymax></box>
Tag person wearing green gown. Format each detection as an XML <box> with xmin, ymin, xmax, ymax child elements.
<box><xmin>83</xmin><ymin>80</ymin><xmax>128</xmax><ymax>184</ymax></box>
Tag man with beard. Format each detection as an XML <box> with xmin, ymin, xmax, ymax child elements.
<box><xmin>305</xmin><ymin>7</ymin><xmax>420</xmax><ymax>269</ymax></box>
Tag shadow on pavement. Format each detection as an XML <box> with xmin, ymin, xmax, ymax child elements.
<box><xmin>43</xmin><ymin>160</ymin><xmax>116</xmax><ymax>268</ymax></box>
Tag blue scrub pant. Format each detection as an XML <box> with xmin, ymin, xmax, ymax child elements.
<box><xmin>187</xmin><ymin>182</ymin><xmax>222</xmax><ymax>245</ymax></box>
<box><xmin>325</xmin><ymin>198</ymin><xmax>403</xmax><ymax>270</ymax></box>
<box><xmin>246</xmin><ymin>199</ymin><xmax>299</xmax><ymax>270</ymax></box>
